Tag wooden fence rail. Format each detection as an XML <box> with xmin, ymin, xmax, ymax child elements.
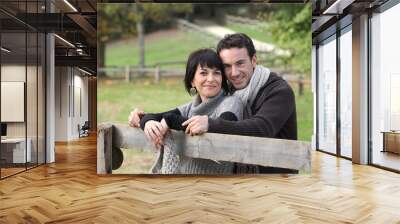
<box><xmin>97</xmin><ymin>123</ymin><xmax>312</xmax><ymax>174</ymax></box>
<box><xmin>98</xmin><ymin>66</ymin><xmax>310</xmax><ymax>95</ymax></box>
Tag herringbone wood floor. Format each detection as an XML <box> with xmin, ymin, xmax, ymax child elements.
<box><xmin>1</xmin><ymin>135</ymin><xmax>400</xmax><ymax>223</ymax></box>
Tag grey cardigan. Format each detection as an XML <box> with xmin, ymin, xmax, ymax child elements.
<box><xmin>151</xmin><ymin>91</ymin><xmax>244</xmax><ymax>174</ymax></box>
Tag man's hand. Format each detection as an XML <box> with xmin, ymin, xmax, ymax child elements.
<box><xmin>144</xmin><ymin>120</ymin><xmax>165</xmax><ymax>149</ymax></box>
<box><xmin>182</xmin><ymin>115</ymin><xmax>209</xmax><ymax>136</ymax></box>
<box><xmin>128</xmin><ymin>108</ymin><xmax>145</xmax><ymax>128</ymax></box>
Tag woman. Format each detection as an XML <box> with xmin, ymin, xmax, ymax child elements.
<box><xmin>140</xmin><ymin>48</ymin><xmax>244</xmax><ymax>174</ymax></box>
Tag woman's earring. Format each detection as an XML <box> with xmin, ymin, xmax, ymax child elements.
<box><xmin>190</xmin><ymin>87</ymin><xmax>197</xmax><ymax>96</ymax></box>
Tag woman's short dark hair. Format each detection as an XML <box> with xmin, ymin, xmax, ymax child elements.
<box><xmin>216</xmin><ymin>33</ymin><xmax>256</xmax><ymax>59</ymax></box>
<box><xmin>184</xmin><ymin>48</ymin><xmax>230</xmax><ymax>95</ymax></box>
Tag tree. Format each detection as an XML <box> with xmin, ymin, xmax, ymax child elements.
<box><xmin>259</xmin><ymin>4</ymin><xmax>312</xmax><ymax>77</ymax></box>
<box><xmin>97</xmin><ymin>3</ymin><xmax>192</xmax><ymax>71</ymax></box>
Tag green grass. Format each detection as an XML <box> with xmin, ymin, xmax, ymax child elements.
<box><xmin>113</xmin><ymin>149</ymin><xmax>156</xmax><ymax>174</ymax></box>
<box><xmin>98</xmin><ymin>77</ymin><xmax>313</xmax><ymax>142</ymax></box>
<box><xmin>225</xmin><ymin>23</ymin><xmax>273</xmax><ymax>44</ymax></box>
<box><xmin>293</xmin><ymin>87</ymin><xmax>313</xmax><ymax>142</ymax></box>
<box><xmin>105</xmin><ymin>25</ymin><xmax>274</xmax><ymax>69</ymax></box>
<box><xmin>99</xmin><ymin>78</ymin><xmax>313</xmax><ymax>173</ymax></box>
<box><xmin>98</xmin><ymin>77</ymin><xmax>192</xmax><ymax>124</ymax></box>
<box><xmin>106</xmin><ymin>30</ymin><xmax>216</xmax><ymax>68</ymax></box>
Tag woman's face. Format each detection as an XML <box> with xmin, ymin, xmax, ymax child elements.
<box><xmin>192</xmin><ymin>64</ymin><xmax>223</xmax><ymax>101</ymax></box>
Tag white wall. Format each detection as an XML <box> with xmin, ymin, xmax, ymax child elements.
<box><xmin>1</xmin><ymin>63</ymin><xmax>46</xmax><ymax>164</ymax></box>
<box><xmin>54</xmin><ymin>67</ymin><xmax>89</xmax><ymax>141</ymax></box>
<box><xmin>1</xmin><ymin>65</ymin><xmax>40</xmax><ymax>138</ymax></box>
<box><xmin>55</xmin><ymin>67</ymin><xmax>69</xmax><ymax>141</ymax></box>
<box><xmin>73</xmin><ymin>72</ymin><xmax>89</xmax><ymax>137</ymax></box>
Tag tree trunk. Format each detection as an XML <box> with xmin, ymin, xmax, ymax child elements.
<box><xmin>137</xmin><ymin>18</ymin><xmax>145</xmax><ymax>77</ymax></box>
<box><xmin>97</xmin><ymin>39</ymin><xmax>106</xmax><ymax>78</ymax></box>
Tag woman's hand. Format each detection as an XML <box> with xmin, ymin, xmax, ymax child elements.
<box><xmin>160</xmin><ymin>118</ymin><xmax>170</xmax><ymax>134</ymax></box>
<box><xmin>128</xmin><ymin>108</ymin><xmax>145</xmax><ymax>128</ymax></box>
<box><xmin>182</xmin><ymin>115</ymin><xmax>209</xmax><ymax>136</ymax></box>
<box><xmin>144</xmin><ymin>120</ymin><xmax>165</xmax><ymax>148</ymax></box>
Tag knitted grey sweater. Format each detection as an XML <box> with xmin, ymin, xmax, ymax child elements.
<box><xmin>150</xmin><ymin>91</ymin><xmax>244</xmax><ymax>175</ymax></box>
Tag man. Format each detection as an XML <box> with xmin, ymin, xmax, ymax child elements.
<box><xmin>129</xmin><ymin>33</ymin><xmax>297</xmax><ymax>173</ymax></box>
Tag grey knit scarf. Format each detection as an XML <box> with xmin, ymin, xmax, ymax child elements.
<box><xmin>233</xmin><ymin>65</ymin><xmax>270</xmax><ymax>115</ymax></box>
<box><xmin>151</xmin><ymin>90</ymin><xmax>238</xmax><ymax>174</ymax></box>
<box><xmin>185</xmin><ymin>90</ymin><xmax>225</xmax><ymax>118</ymax></box>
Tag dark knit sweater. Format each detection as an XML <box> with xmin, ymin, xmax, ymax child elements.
<box><xmin>208</xmin><ymin>73</ymin><xmax>297</xmax><ymax>174</ymax></box>
<box><xmin>208</xmin><ymin>72</ymin><xmax>297</xmax><ymax>140</ymax></box>
<box><xmin>140</xmin><ymin>109</ymin><xmax>238</xmax><ymax>132</ymax></box>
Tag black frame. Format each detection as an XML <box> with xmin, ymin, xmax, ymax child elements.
<box><xmin>338</xmin><ymin>24</ymin><xmax>352</xmax><ymax>160</ymax></box>
<box><xmin>315</xmin><ymin>32</ymin><xmax>340</xmax><ymax>157</ymax></box>
<box><xmin>314</xmin><ymin>17</ymin><xmax>353</xmax><ymax>161</ymax></box>
<box><xmin>367</xmin><ymin>0</ymin><xmax>400</xmax><ymax>172</ymax></box>
<box><xmin>336</xmin><ymin>27</ymin><xmax>341</xmax><ymax>158</ymax></box>
<box><xmin>0</xmin><ymin>0</ymin><xmax>47</xmax><ymax>179</ymax></box>
<box><xmin>314</xmin><ymin>0</ymin><xmax>400</xmax><ymax>172</ymax></box>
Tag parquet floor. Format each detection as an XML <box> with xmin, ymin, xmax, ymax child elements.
<box><xmin>1</xmin><ymin>167</ymin><xmax>26</xmax><ymax>177</ymax></box>
<box><xmin>1</xmin><ymin>135</ymin><xmax>400</xmax><ymax>223</ymax></box>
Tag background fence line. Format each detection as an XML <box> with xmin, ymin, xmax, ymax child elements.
<box><xmin>98</xmin><ymin>65</ymin><xmax>310</xmax><ymax>95</ymax></box>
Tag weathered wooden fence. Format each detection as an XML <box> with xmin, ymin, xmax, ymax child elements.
<box><xmin>98</xmin><ymin>66</ymin><xmax>185</xmax><ymax>83</ymax></box>
<box><xmin>97</xmin><ymin>123</ymin><xmax>312</xmax><ymax>174</ymax></box>
<box><xmin>98</xmin><ymin>66</ymin><xmax>310</xmax><ymax>95</ymax></box>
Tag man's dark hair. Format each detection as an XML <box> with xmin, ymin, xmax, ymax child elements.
<box><xmin>216</xmin><ymin>33</ymin><xmax>256</xmax><ymax>59</ymax></box>
<box><xmin>184</xmin><ymin>48</ymin><xmax>230</xmax><ymax>95</ymax></box>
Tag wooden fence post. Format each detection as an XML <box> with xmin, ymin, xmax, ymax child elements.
<box><xmin>97</xmin><ymin>124</ymin><xmax>113</xmax><ymax>174</ymax></box>
<box><xmin>155</xmin><ymin>66</ymin><xmax>160</xmax><ymax>83</ymax></box>
<box><xmin>298</xmin><ymin>75</ymin><xmax>304</xmax><ymax>96</ymax></box>
<box><xmin>125</xmin><ymin>65</ymin><xmax>130</xmax><ymax>82</ymax></box>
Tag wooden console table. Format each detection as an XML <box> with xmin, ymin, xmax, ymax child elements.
<box><xmin>382</xmin><ymin>131</ymin><xmax>400</xmax><ymax>154</ymax></box>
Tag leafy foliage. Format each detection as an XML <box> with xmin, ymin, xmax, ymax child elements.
<box><xmin>259</xmin><ymin>4</ymin><xmax>312</xmax><ymax>76</ymax></box>
<box><xmin>98</xmin><ymin>3</ymin><xmax>192</xmax><ymax>42</ymax></box>
<box><xmin>98</xmin><ymin>3</ymin><xmax>192</xmax><ymax>69</ymax></box>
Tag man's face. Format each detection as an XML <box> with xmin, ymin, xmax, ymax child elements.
<box><xmin>219</xmin><ymin>47</ymin><xmax>256</xmax><ymax>90</ymax></box>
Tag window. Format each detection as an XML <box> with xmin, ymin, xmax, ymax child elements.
<box><xmin>370</xmin><ymin>2</ymin><xmax>400</xmax><ymax>171</ymax></box>
<box><xmin>0</xmin><ymin>2</ymin><xmax>46</xmax><ymax>179</ymax></box>
<box><xmin>317</xmin><ymin>35</ymin><xmax>337</xmax><ymax>154</ymax></box>
<box><xmin>339</xmin><ymin>26</ymin><xmax>352</xmax><ymax>158</ymax></box>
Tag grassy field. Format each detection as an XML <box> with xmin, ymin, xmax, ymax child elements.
<box><xmin>98</xmin><ymin>77</ymin><xmax>313</xmax><ymax>174</ymax></box>
<box><xmin>98</xmin><ymin>77</ymin><xmax>313</xmax><ymax>141</ymax></box>
<box><xmin>98</xmin><ymin>78</ymin><xmax>192</xmax><ymax>123</ymax></box>
<box><xmin>106</xmin><ymin>30</ymin><xmax>217</xmax><ymax>68</ymax></box>
<box><xmin>105</xmin><ymin>24</ymin><xmax>276</xmax><ymax>69</ymax></box>
<box><xmin>225</xmin><ymin>23</ymin><xmax>273</xmax><ymax>44</ymax></box>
